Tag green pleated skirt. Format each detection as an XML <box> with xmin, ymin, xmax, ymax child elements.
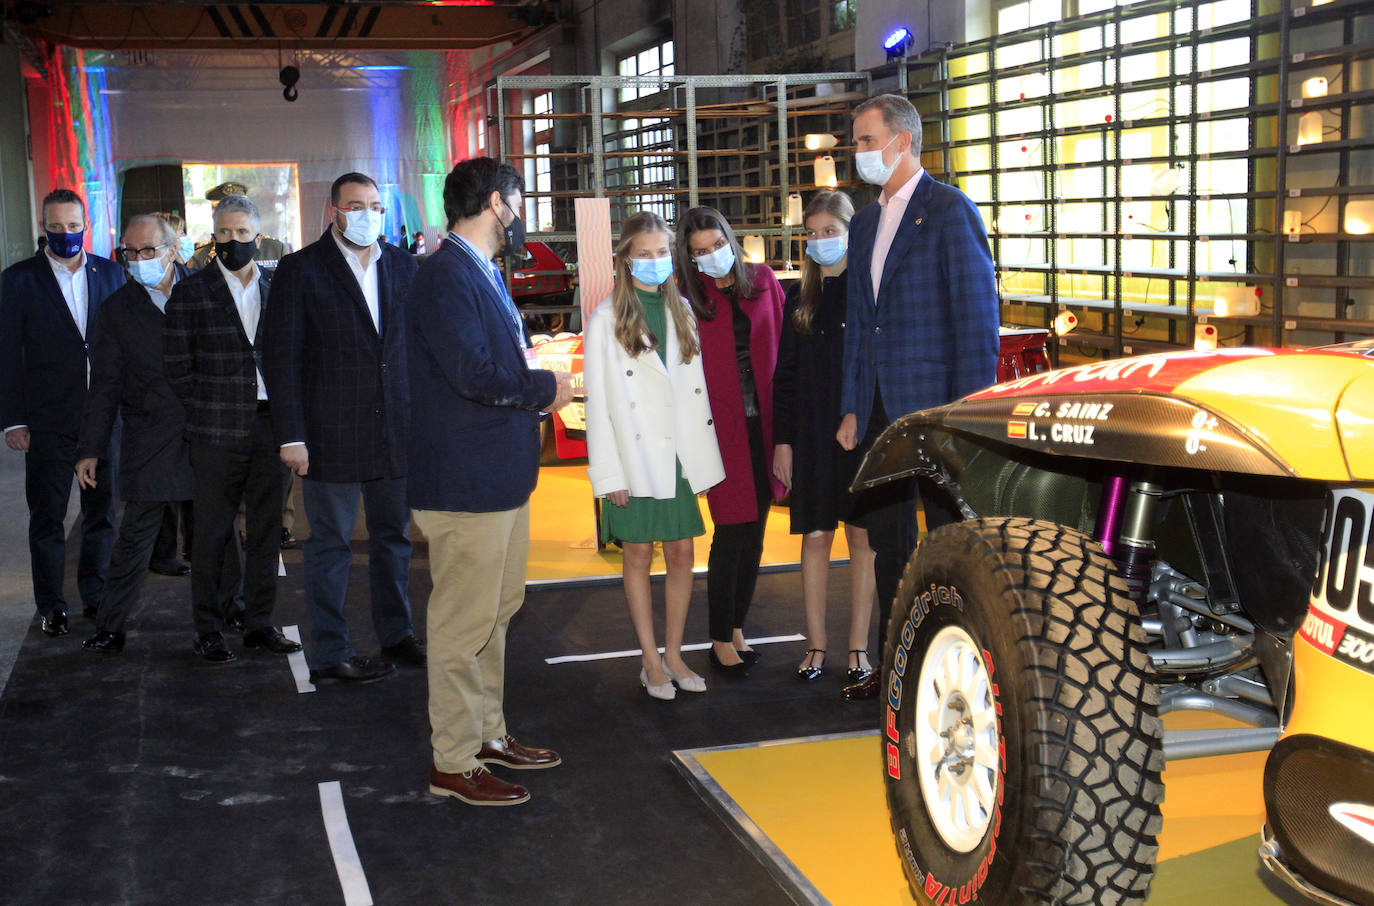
<box><xmin>600</xmin><ymin>459</ymin><xmax>706</xmax><ymax>544</ymax></box>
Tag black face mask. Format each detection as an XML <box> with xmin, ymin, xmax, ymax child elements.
<box><xmin>215</xmin><ymin>237</ymin><xmax>257</xmax><ymax>271</ymax></box>
<box><xmin>499</xmin><ymin>199</ymin><xmax>526</xmax><ymax>259</ymax></box>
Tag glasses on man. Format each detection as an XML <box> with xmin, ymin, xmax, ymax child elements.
<box><xmin>334</xmin><ymin>204</ymin><xmax>386</xmax><ymax>214</ymax></box>
<box><xmin>119</xmin><ymin>243</ymin><xmax>170</xmax><ymax>261</ymax></box>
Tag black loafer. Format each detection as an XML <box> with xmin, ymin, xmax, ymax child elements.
<box><xmin>243</xmin><ymin>626</ymin><xmax>302</xmax><ymax>654</ymax></box>
<box><xmin>381</xmin><ymin>635</ymin><xmax>426</xmax><ymax>667</ymax></box>
<box><xmin>149</xmin><ymin>560</ymin><xmax>190</xmax><ymax>577</ymax></box>
<box><xmin>194</xmin><ymin>632</ymin><xmax>236</xmax><ymax>663</ymax></box>
<box><xmin>708</xmin><ymin>648</ymin><xmax>749</xmax><ymax>678</ymax></box>
<box><xmin>40</xmin><ymin>610</ymin><xmax>69</xmax><ymax>637</ymax></box>
<box><xmin>309</xmin><ymin>655</ymin><xmax>397</xmax><ymax>685</ymax></box>
<box><xmin>83</xmin><ymin>630</ymin><xmax>126</xmax><ymax>653</ymax></box>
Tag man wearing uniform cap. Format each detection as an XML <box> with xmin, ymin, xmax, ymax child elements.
<box><xmin>187</xmin><ymin>182</ymin><xmax>290</xmax><ymax>270</ymax></box>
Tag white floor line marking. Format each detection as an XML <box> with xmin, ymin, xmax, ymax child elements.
<box><xmin>278</xmin><ymin>553</ymin><xmax>286</xmax><ymax>577</ymax></box>
<box><xmin>283</xmin><ymin>624</ymin><xmax>315</xmax><ymax>694</ymax></box>
<box><xmin>318</xmin><ymin>781</ymin><xmax>373</xmax><ymax>906</ymax></box>
<box><xmin>544</xmin><ymin>634</ymin><xmax>805</xmax><ymax>665</ymax></box>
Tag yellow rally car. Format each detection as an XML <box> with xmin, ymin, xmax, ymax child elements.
<box><xmin>855</xmin><ymin>345</ymin><xmax>1374</xmax><ymax>906</ymax></box>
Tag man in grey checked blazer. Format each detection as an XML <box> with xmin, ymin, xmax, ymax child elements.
<box><xmin>837</xmin><ymin>94</ymin><xmax>1001</xmax><ymax>699</ymax></box>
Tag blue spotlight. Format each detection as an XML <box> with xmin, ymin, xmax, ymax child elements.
<box><xmin>884</xmin><ymin>26</ymin><xmax>914</xmax><ymax>60</ymax></box>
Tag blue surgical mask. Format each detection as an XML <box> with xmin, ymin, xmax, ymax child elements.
<box><xmin>46</xmin><ymin>229</ymin><xmax>84</xmax><ymax>259</ymax></box>
<box><xmin>805</xmin><ymin>235</ymin><xmax>848</xmax><ymax>267</ymax></box>
<box><xmin>630</xmin><ymin>256</ymin><xmax>674</xmax><ymax>287</ymax></box>
<box><xmin>855</xmin><ymin>134</ymin><xmax>900</xmax><ymax>187</ymax></box>
<box><xmin>179</xmin><ymin>236</ymin><xmax>195</xmax><ymax>260</ymax></box>
<box><xmin>694</xmin><ymin>244</ymin><xmax>736</xmax><ymax>279</ymax></box>
<box><xmin>128</xmin><ymin>256</ymin><xmax>170</xmax><ymax>288</ymax></box>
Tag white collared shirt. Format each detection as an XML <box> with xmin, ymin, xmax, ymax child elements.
<box><xmin>331</xmin><ymin>229</ymin><xmax>381</xmax><ymax>333</ymax></box>
<box><xmin>47</xmin><ymin>249</ymin><xmax>89</xmax><ymax>337</ymax></box>
<box><xmin>870</xmin><ymin>166</ymin><xmax>924</xmax><ymax>303</ymax></box>
<box><xmin>147</xmin><ymin>267</ymin><xmax>178</xmax><ymax>314</ymax></box>
<box><xmin>216</xmin><ymin>258</ymin><xmax>268</xmax><ymax>400</ymax></box>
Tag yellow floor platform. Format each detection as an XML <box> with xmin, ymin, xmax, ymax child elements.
<box><xmin>525</xmin><ymin>463</ymin><xmax>850</xmax><ymax>583</ymax></box>
<box><xmin>675</xmin><ymin>713</ymin><xmax>1292</xmax><ymax>905</ymax></box>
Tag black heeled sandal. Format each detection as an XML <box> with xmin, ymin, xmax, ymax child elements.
<box><xmin>847</xmin><ymin>649</ymin><xmax>873</xmax><ymax>682</ymax></box>
<box><xmin>796</xmin><ymin>648</ymin><xmax>825</xmax><ymax>682</ymax></box>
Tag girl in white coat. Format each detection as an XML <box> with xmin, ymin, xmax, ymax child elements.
<box><xmin>584</xmin><ymin>212</ymin><xmax>725</xmax><ymax>700</ymax></box>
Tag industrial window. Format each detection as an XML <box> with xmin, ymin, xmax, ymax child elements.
<box><xmin>617</xmin><ymin>40</ymin><xmax>674</xmax><ymax>103</ymax></box>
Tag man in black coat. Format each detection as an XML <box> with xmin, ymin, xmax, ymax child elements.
<box><xmin>76</xmin><ymin>215</ymin><xmax>195</xmax><ymax>652</ymax></box>
<box><xmin>260</xmin><ymin>172</ymin><xmax>422</xmax><ymax>685</ymax></box>
<box><xmin>0</xmin><ymin>188</ymin><xmax>127</xmax><ymax>637</ymax></box>
<box><xmin>164</xmin><ymin>193</ymin><xmax>301</xmax><ymax>664</ymax></box>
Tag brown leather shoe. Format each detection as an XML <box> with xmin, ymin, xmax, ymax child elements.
<box><xmin>429</xmin><ymin>765</ymin><xmax>530</xmax><ymax>806</ymax></box>
<box><xmin>841</xmin><ymin>673</ymin><xmax>881</xmax><ymax>701</ymax></box>
<box><xmin>478</xmin><ymin>735</ymin><xmax>562</xmax><ymax>770</ymax></box>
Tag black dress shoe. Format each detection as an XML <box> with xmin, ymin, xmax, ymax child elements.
<box><xmin>846</xmin><ymin>648</ymin><xmax>874</xmax><ymax>683</ymax></box>
<box><xmin>82</xmin><ymin>604</ymin><xmax>99</xmax><ymax>620</ymax></box>
<box><xmin>149</xmin><ymin>559</ymin><xmax>190</xmax><ymax>577</ymax></box>
<box><xmin>381</xmin><ymin>635</ymin><xmax>426</xmax><ymax>667</ymax></box>
<box><xmin>243</xmin><ymin>626</ymin><xmax>303</xmax><ymax>654</ymax></box>
<box><xmin>735</xmin><ymin>646</ymin><xmax>761</xmax><ymax>666</ymax></box>
<box><xmin>194</xmin><ymin>632</ymin><xmax>236</xmax><ymax>663</ymax></box>
<box><xmin>708</xmin><ymin>648</ymin><xmax>749</xmax><ymax>678</ymax></box>
<box><xmin>40</xmin><ymin>610</ymin><xmax>69</xmax><ymax>637</ymax></box>
<box><xmin>841</xmin><ymin>673</ymin><xmax>880</xmax><ymax>701</ymax></box>
<box><xmin>279</xmin><ymin>529</ymin><xmax>299</xmax><ymax>550</ymax></box>
<box><xmin>226</xmin><ymin>610</ymin><xmax>246</xmax><ymax>633</ymax></box>
<box><xmin>309</xmin><ymin>655</ymin><xmax>396</xmax><ymax>685</ymax></box>
<box><xmin>83</xmin><ymin>631</ymin><xmax>126</xmax><ymax>653</ymax></box>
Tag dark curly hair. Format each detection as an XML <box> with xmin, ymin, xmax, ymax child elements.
<box><xmin>442</xmin><ymin>157</ymin><xmax>524</xmax><ymax>230</ymax></box>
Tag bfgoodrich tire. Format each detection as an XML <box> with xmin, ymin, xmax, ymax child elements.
<box><xmin>881</xmin><ymin>517</ymin><xmax>1164</xmax><ymax>905</ymax></box>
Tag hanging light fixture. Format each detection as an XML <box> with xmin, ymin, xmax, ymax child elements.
<box><xmin>1053</xmin><ymin>311</ymin><xmax>1078</xmax><ymax>336</ymax></box>
<box><xmin>786</xmin><ymin>193</ymin><xmax>803</xmax><ymax>226</ymax></box>
<box><xmin>813</xmin><ymin>155</ymin><xmax>837</xmax><ymax>189</ymax></box>
<box><xmin>1302</xmin><ymin>77</ymin><xmax>1328</xmax><ymax>99</ymax></box>
<box><xmin>1194</xmin><ymin>323</ymin><xmax>1219</xmax><ymax>351</ymax></box>
<box><xmin>1213</xmin><ymin>286</ymin><xmax>1258</xmax><ymax>318</ymax></box>
<box><xmin>1345</xmin><ymin>200</ymin><xmax>1374</xmax><ymax>235</ymax></box>
<box><xmin>805</xmin><ymin>133</ymin><xmax>838</xmax><ymax>151</ymax></box>
<box><xmin>1297</xmin><ymin>111</ymin><xmax>1325</xmax><ymax>145</ymax></box>
<box><xmin>1283</xmin><ymin>210</ymin><xmax>1304</xmax><ymax>235</ymax></box>
<box><xmin>742</xmin><ymin>235</ymin><xmax>766</xmax><ymax>263</ymax></box>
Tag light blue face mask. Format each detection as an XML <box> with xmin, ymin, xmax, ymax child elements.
<box><xmin>694</xmin><ymin>244</ymin><xmax>736</xmax><ymax>279</ymax></box>
<box><xmin>128</xmin><ymin>256</ymin><xmax>170</xmax><ymax>288</ymax></box>
<box><xmin>179</xmin><ymin>236</ymin><xmax>195</xmax><ymax>260</ymax></box>
<box><xmin>805</xmin><ymin>234</ymin><xmax>848</xmax><ymax>267</ymax></box>
<box><xmin>630</xmin><ymin>255</ymin><xmax>674</xmax><ymax>287</ymax></box>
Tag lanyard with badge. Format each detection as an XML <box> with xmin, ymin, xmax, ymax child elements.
<box><xmin>445</xmin><ymin>232</ymin><xmax>539</xmax><ymax>369</ymax></box>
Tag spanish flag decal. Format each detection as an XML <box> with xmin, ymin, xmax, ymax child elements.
<box><xmin>1007</xmin><ymin>421</ymin><xmax>1028</xmax><ymax>439</ymax></box>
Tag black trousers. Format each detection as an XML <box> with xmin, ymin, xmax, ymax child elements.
<box><xmin>24</xmin><ymin>429</ymin><xmax>117</xmax><ymax>617</ymax></box>
<box><xmin>856</xmin><ymin>390</ymin><xmax>960</xmax><ymax>658</ymax></box>
<box><xmin>707</xmin><ymin>415</ymin><xmax>771</xmax><ymax>643</ymax></box>
<box><xmin>97</xmin><ymin>500</ymin><xmax>172</xmax><ymax>633</ymax></box>
<box><xmin>188</xmin><ymin>408</ymin><xmax>283</xmax><ymax>636</ymax></box>
<box><xmin>151</xmin><ymin>502</ymin><xmax>184</xmax><ymax>567</ymax></box>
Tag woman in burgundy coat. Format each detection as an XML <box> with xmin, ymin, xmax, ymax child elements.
<box><xmin>675</xmin><ymin>207</ymin><xmax>786</xmax><ymax>677</ymax></box>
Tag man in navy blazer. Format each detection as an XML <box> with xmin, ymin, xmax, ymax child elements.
<box><xmin>410</xmin><ymin>158</ymin><xmax>572</xmax><ymax>806</ymax></box>
<box><xmin>0</xmin><ymin>188</ymin><xmax>126</xmax><ymax>637</ymax></box>
<box><xmin>837</xmin><ymin>94</ymin><xmax>1000</xmax><ymax>699</ymax></box>
<box><xmin>260</xmin><ymin>172</ymin><xmax>423</xmax><ymax>686</ymax></box>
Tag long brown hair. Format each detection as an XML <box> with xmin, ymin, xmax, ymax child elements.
<box><xmin>795</xmin><ymin>190</ymin><xmax>854</xmax><ymax>335</ymax></box>
<box><xmin>674</xmin><ymin>206</ymin><xmax>757</xmax><ymax>320</ymax></box>
<box><xmin>611</xmin><ymin>211</ymin><xmax>701</xmax><ymax>363</ymax></box>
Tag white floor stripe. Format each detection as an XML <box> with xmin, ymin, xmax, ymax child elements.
<box><xmin>318</xmin><ymin>781</ymin><xmax>373</xmax><ymax>906</ymax></box>
<box><xmin>283</xmin><ymin>624</ymin><xmax>315</xmax><ymax>694</ymax></box>
<box><xmin>545</xmin><ymin>633</ymin><xmax>805</xmax><ymax>665</ymax></box>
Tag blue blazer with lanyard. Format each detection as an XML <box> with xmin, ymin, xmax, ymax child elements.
<box><xmin>407</xmin><ymin>232</ymin><xmax>557</xmax><ymax>514</ymax></box>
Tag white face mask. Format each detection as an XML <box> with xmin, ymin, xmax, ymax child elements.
<box><xmin>340</xmin><ymin>208</ymin><xmax>383</xmax><ymax>247</ymax></box>
<box><xmin>694</xmin><ymin>244</ymin><xmax>736</xmax><ymax>279</ymax></box>
<box><xmin>129</xmin><ymin>255</ymin><xmax>170</xmax><ymax>288</ymax></box>
<box><xmin>855</xmin><ymin>134</ymin><xmax>901</xmax><ymax>186</ymax></box>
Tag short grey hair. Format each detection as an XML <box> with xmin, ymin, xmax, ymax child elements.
<box><xmin>213</xmin><ymin>193</ymin><xmax>261</xmax><ymax>232</ymax></box>
<box><xmin>855</xmin><ymin>94</ymin><xmax>923</xmax><ymax>157</ymax></box>
<box><xmin>124</xmin><ymin>214</ymin><xmax>177</xmax><ymax>248</ymax></box>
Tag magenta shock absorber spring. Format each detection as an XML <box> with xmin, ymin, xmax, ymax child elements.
<box><xmin>1095</xmin><ymin>474</ymin><xmax>1127</xmax><ymax>557</ymax></box>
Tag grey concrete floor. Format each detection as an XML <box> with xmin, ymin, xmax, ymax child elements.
<box><xmin>0</xmin><ymin>446</ymin><xmax>57</xmax><ymax>695</ymax></box>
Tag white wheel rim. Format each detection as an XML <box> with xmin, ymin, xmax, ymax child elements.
<box><xmin>912</xmin><ymin>624</ymin><xmax>1000</xmax><ymax>853</ymax></box>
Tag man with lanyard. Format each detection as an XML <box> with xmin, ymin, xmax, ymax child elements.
<box><xmin>408</xmin><ymin>157</ymin><xmax>573</xmax><ymax>806</ymax></box>
<box><xmin>0</xmin><ymin>188</ymin><xmax>126</xmax><ymax>637</ymax></box>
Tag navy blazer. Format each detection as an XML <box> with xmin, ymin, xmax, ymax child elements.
<box><xmin>78</xmin><ymin>267</ymin><xmax>194</xmax><ymax>502</ymax></box>
<box><xmin>407</xmin><ymin>236</ymin><xmax>556</xmax><ymax>513</ymax></box>
<box><xmin>164</xmin><ymin>262</ymin><xmax>274</xmax><ymax>447</ymax></box>
<box><xmin>0</xmin><ymin>250</ymin><xmax>127</xmax><ymax>435</ymax></box>
<box><xmin>259</xmin><ymin>229</ymin><xmax>417</xmax><ymax>483</ymax></box>
<box><xmin>841</xmin><ymin>171</ymin><xmax>1000</xmax><ymax>436</ymax></box>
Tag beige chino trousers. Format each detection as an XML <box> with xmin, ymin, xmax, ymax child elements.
<box><xmin>414</xmin><ymin>502</ymin><xmax>530</xmax><ymax>774</ymax></box>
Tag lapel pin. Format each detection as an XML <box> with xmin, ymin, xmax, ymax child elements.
<box><xmin>914</xmin><ymin>218</ymin><xmax>924</xmax><ymax>226</ymax></box>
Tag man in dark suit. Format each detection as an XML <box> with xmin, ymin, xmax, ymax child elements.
<box><xmin>411</xmin><ymin>158</ymin><xmax>572</xmax><ymax>806</ymax></box>
<box><xmin>260</xmin><ymin>172</ymin><xmax>423</xmax><ymax>685</ymax></box>
<box><xmin>837</xmin><ymin>94</ymin><xmax>1001</xmax><ymax>699</ymax></box>
<box><xmin>76</xmin><ymin>215</ymin><xmax>195</xmax><ymax>653</ymax></box>
<box><xmin>165</xmin><ymin>193</ymin><xmax>302</xmax><ymax>664</ymax></box>
<box><xmin>0</xmin><ymin>188</ymin><xmax>127</xmax><ymax>637</ymax></box>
